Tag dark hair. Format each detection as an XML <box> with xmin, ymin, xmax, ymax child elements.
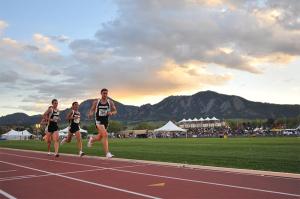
<box><xmin>72</xmin><ymin>101</ymin><xmax>78</xmax><ymax>106</ymax></box>
<box><xmin>51</xmin><ymin>99</ymin><xmax>58</xmax><ymax>104</ymax></box>
<box><xmin>101</xmin><ymin>88</ymin><xmax>108</xmax><ymax>93</ymax></box>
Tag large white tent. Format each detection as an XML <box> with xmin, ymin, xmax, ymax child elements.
<box><xmin>154</xmin><ymin>121</ymin><xmax>187</xmax><ymax>132</ymax></box>
<box><xmin>22</xmin><ymin>130</ymin><xmax>32</xmax><ymax>136</ymax></box>
<box><xmin>2</xmin><ymin>129</ymin><xmax>33</xmax><ymax>140</ymax></box>
<box><xmin>154</xmin><ymin>121</ymin><xmax>187</xmax><ymax>138</ymax></box>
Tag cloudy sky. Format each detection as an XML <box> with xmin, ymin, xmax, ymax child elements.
<box><xmin>0</xmin><ymin>0</ymin><xmax>299</xmax><ymax>116</ymax></box>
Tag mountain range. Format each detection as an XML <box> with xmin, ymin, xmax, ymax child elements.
<box><xmin>1</xmin><ymin>91</ymin><xmax>299</xmax><ymax>126</ymax></box>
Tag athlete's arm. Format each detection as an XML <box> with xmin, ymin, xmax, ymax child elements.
<box><xmin>108</xmin><ymin>100</ymin><xmax>117</xmax><ymax>116</ymax></box>
<box><xmin>42</xmin><ymin>107</ymin><xmax>52</xmax><ymax>123</ymax></box>
<box><xmin>88</xmin><ymin>100</ymin><xmax>97</xmax><ymax>119</ymax></box>
<box><xmin>66</xmin><ymin>110</ymin><xmax>73</xmax><ymax>120</ymax></box>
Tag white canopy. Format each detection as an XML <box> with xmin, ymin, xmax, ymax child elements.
<box><xmin>154</xmin><ymin>121</ymin><xmax>187</xmax><ymax>132</ymax></box>
<box><xmin>199</xmin><ymin>117</ymin><xmax>204</xmax><ymax>121</ymax></box>
<box><xmin>211</xmin><ymin>117</ymin><xmax>219</xmax><ymax>121</ymax></box>
<box><xmin>21</xmin><ymin>130</ymin><xmax>32</xmax><ymax>136</ymax></box>
<box><xmin>2</xmin><ymin>129</ymin><xmax>32</xmax><ymax>140</ymax></box>
<box><xmin>59</xmin><ymin>127</ymin><xmax>88</xmax><ymax>134</ymax></box>
<box><xmin>205</xmin><ymin>117</ymin><xmax>211</xmax><ymax>121</ymax></box>
<box><xmin>178</xmin><ymin>118</ymin><xmax>186</xmax><ymax>123</ymax></box>
<box><xmin>192</xmin><ymin>118</ymin><xmax>198</xmax><ymax>121</ymax></box>
<box><xmin>2</xmin><ymin>129</ymin><xmax>18</xmax><ymax>137</ymax></box>
<box><xmin>297</xmin><ymin>124</ymin><xmax>300</xmax><ymax>130</ymax></box>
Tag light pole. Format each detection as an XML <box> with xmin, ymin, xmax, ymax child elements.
<box><xmin>35</xmin><ymin>123</ymin><xmax>41</xmax><ymax>140</ymax></box>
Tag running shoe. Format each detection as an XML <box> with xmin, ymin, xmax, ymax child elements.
<box><xmin>60</xmin><ymin>138</ymin><xmax>67</xmax><ymax>145</ymax></box>
<box><xmin>87</xmin><ymin>137</ymin><xmax>93</xmax><ymax>148</ymax></box>
<box><xmin>106</xmin><ymin>152</ymin><xmax>114</xmax><ymax>158</ymax></box>
<box><xmin>47</xmin><ymin>152</ymin><xmax>51</xmax><ymax>156</ymax></box>
<box><xmin>79</xmin><ymin>151</ymin><xmax>85</xmax><ymax>157</ymax></box>
<box><xmin>55</xmin><ymin>153</ymin><xmax>60</xmax><ymax>157</ymax></box>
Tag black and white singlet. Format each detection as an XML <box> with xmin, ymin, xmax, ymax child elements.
<box><xmin>95</xmin><ymin>99</ymin><xmax>111</xmax><ymax>129</ymax></box>
<box><xmin>69</xmin><ymin>110</ymin><xmax>80</xmax><ymax>133</ymax></box>
<box><xmin>48</xmin><ymin>108</ymin><xmax>60</xmax><ymax>133</ymax></box>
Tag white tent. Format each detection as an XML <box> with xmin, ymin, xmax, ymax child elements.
<box><xmin>154</xmin><ymin>121</ymin><xmax>187</xmax><ymax>132</ymax></box>
<box><xmin>192</xmin><ymin>118</ymin><xmax>198</xmax><ymax>121</ymax></box>
<box><xmin>2</xmin><ymin>129</ymin><xmax>32</xmax><ymax>140</ymax></box>
<box><xmin>21</xmin><ymin>130</ymin><xmax>33</xmax><ymax>136</ymax></box>
<box><xmin>80</xmin><ymin>128</ymin><xmax>87</xmax><ymax>133</ymax></box>
<box><xmin>59</xmin><ymin>127</ymin><xmax>88</xmax><ymax>134</ymax></box>
<box><xmin>211</xmin><ymin>117</ymin><xmax>219</xmax><ymax>121</ymax></box>
<box><xmin>296</xmin><ymin>124</ymin><xmax>300</xmax><ymax>130</ymax></box>
<box><xmin>205</xmin><ymin>117</ymin><xmax>211</xmax><ymax>121</ymax></box>
<box><xmin>199</xmin><ymin>117</ymin><xmax>204</xmax><ymax>121</ymax></box>
<box><xmin>154</xmin><ymin>121</ymin><xmax>187</xmax><ymax>138</ymax></box>
<box><xmin>2</xmin><ymin>129</ymin><xmax>18</xmax><ymax>139</ymax></box>
<box><xmin>178</xmin><ymin>118</ymin><xmax>186</xmax><ymax>123</ymax></box>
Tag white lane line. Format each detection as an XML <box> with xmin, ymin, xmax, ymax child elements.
<box><xmin>0</xmin><ymin>164</ymin><xmax>147</xmax><ymax>182</ymax></box>
<box><xmin>0</xmin><ymin>189</ymin><xmax>17</xmax><ymax>199</ymax></box>
<box><xmin>0</xmin><ymin>170</ymin><xmax>17</xmax><ymax>173</ymax></box>
<box><xmin>2</xmin><ymin>148</ymin><xmax>299</xmax><ymax>179</ymax></box>
<box><xmin>0</xmin><ymin>160</ymin><xmax>161</xmax><ymax>199</ymax></box>
<box><xmin>1</xmin><ymin>152</ymin><xmax>299</xmax><ymax>198</ymax></box>
<box><xmin>148</xmin><ymin>164</ymin><xmax>299</xmax><ymax>180</ymax></box>
<box><xmin>0</xmin><ymin>175</ymin><xmax>38</xmax><ymax>181</ymax></box>
<box><xmin>0</xmin><ymin>152</ymin><xmax>145</xmax><ymax>171</ymax></box>
<box><xmin>110</xmin><ymin>167</ymin><xmax>300</xmax><ymax>197</ymax></box>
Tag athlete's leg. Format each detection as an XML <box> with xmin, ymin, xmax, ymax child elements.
<box><xmin>52</xmin><ymin>131</ymin><xmax>59</xmax><ymax>156</ymax></box>
<box><xmin>74</xmin><ymin>131</ymin><xmax>83</xmax><ymax>152</ymax></box>
<box><xmin>96</xmin><ymin>124</ymin><xmax>109</xmax><ymax>154</ymax></box>
<box><xmin>89</xmin><ymin>124</ymin><xmax>104</xmax><ymax>143</ymax></box>
<box><xmin>66</xmin><ymin>132</ymin><xmax>73</xmax><ymax>143</ymax></box>
<box><xmin>45</xmin><ymin>132</ymin><xmax>52</xmax><ymax>153</ymax></box>
<box><xmin>61</xmin><ymin>132</ymin><xmax>72</xmax><ymax>145</ymax></box>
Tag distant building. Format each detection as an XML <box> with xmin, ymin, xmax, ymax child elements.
<box><xmin>177</xmin><ymin>117</ymin><xmax>227</xmax><ymax>129</ymax></box>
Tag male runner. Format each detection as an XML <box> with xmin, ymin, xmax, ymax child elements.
<box><xmin>42</xmin><ymin>99</ymin><xmax>60</xmax><ymax>157</ymax></box>
<box><xmin>61</xmin><ymin>102</ymin><xmax>85</xmax><ymax>157</ymax></box>
<box><xmin>88</xmin><ymin>88</ymin><xmax>117</xmax><ymax>158</ymax></box>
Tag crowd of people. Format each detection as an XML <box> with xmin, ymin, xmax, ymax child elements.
<box><xmin>141</xmin><ymin>127</ymin><xmax>300</xmax><ymax>139</ymax></box>
<box><xmin>185</xmin><ymin>127</ymin><xmax>300</xmax><ymax>138</ymax></box>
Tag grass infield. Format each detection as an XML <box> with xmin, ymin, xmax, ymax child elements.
<box><xmin>0</xmin><ymin>137</ymin><xmax>299</xmax><ymax>173</ymax></box>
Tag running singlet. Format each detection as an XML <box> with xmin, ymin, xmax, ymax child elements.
<box><xmin>71</xmin><ymin>110</ymin><xmax>80</xmax><ymax>124</ymax></box>
<box><xmin>50</xmin><ymin>109</ymin><xmax>60</xmax><ymax>122</ymax></box>
<box><xmin>69</xmin><ymin>110</ymin><xmax>80</xmax><ymax>133</ymax></box>
<box><xmin>95</xmin><ymin>99</ymin><xmax>110</xmax><ymax>129</ymax></box>
<box><xmin>48</xmin><ymin>108</ymin><xmax>59</xmax><ymax>133</ymax></box>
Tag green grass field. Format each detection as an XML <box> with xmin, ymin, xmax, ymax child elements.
<box><xmin>1</xmin><ymin>137</ymin><xmax>299</xmax><ymax>173</ymax></box>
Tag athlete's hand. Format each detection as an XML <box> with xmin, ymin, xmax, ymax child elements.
<box><xmin>107</xmin><ymin>112</ymin><xmax>113</xmax><ymax>116</ymax></box>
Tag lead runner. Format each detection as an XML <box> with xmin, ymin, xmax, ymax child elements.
<box><xmin>87</xmin><ymin>88</ymin><xmax>117</xmax><ymax>158</ymax></box>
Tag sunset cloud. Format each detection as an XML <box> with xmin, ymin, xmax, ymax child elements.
<box><xmin>0</xmin><ymin>20</ymin><xmax>8</xmax><ymax>35</ymax></box>
<box><xmin>33</xmin><ymin>33</ymin><xmax>59</xmax><ymax>53</ymax></box>
<box><xmin>0</xmin><ymin>0</ymin><xmax>299</xmax><ymax>115</ymax></box>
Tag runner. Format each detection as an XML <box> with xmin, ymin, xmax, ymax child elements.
<box><xmin>42</xmin><ymin>99</ymin><xmax>60</xmax><ymax>157</ymax></box>
<box><xmin>61</xmin><ymin>102</ymin><xmax>85</xmax><ymax>157</ymax></box>
<box><xmin>87</xmin><ymin>88</ymin><xmax>117</xmax><ymax>158</ymax></box>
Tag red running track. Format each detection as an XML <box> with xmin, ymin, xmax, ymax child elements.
<box><xmin>0</xmin><ymin>148</ymin><xmax>299</xmax><ymax>199</ymax></box>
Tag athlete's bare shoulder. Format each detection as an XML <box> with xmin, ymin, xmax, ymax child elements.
<box><xmin>92</xmin><ymin>99</ymin><xmax>98</xmax><ymax>105</ymax></box>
